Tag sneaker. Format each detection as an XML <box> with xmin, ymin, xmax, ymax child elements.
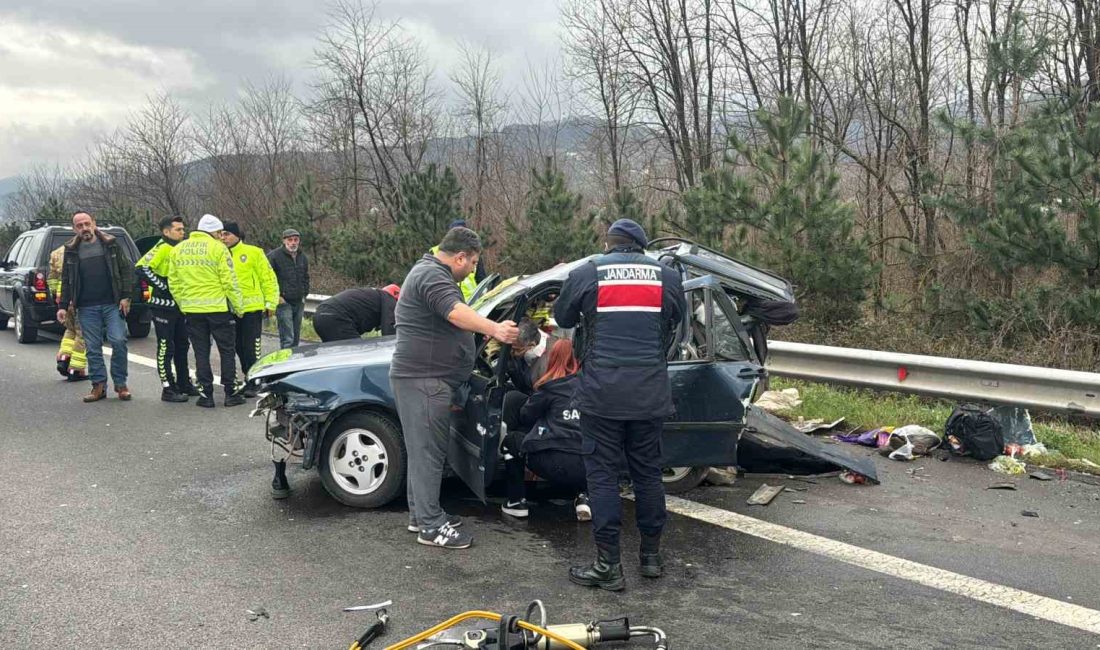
<box><xmin>196</xmin><ymin>395</ymin><xmax>216</xmax><ymax>408</ymax></box>
<box><xmin>407</xmin><ymin>514</ymin><xmax>463</xmax><ymax>533</ymax></box>
<box><xmin>502</xmin><ymin>499</ymin><xmax>529</xmax><ymax>518</ymax></box>
<box><xmin>417</xmin><ymin>522</ymin><xmax>472</xmax><ymax>549</ymax></box>
<box><xmin>243</xmin><ymin>386</ymin><xmax>259</xmax><ymax>398</ymax></box>
<box><xmin>176</xmin><ymin>382</ymin><xmax>201</xmax><ymax>397</ymax></box>
<box><xmin>224</xmin><ymin>393</ymin><xmax>246</xmax><ymax>407</ymax></box>
<box><xmin>161</xmin><ymin>387</ymin><xmax>188</xmax><ymax>403</ymax></box>
<box><xmin>574</xmin><ymin>493</ymin><xmax>592</xmax><ymax>522</ymax></box>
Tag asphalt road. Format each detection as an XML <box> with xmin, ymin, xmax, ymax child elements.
<box><xmin>2</xmin><ymin>327</ymin><xmax>1099</xmax><ymax>649</ymax></box>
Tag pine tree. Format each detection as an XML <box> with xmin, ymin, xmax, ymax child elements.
<box><xmin>503</xmin><ymin>158</ymin><xmax>596</xmax><ymax>275</ymax></box>
<box><xmin>265</xmin><ymin>175</ymin><xmax>336</xmax><ymax>258</ymax></box>
<box><xmin>679</xmin><ymin>97</ymin><xmax>874</xmax><ymax>319</ymax></box>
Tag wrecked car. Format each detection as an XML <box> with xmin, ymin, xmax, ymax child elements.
<box><xmin>248</xmin><ymin>239</ymin><xmax>811</xmax><ymax>509</ymax></box>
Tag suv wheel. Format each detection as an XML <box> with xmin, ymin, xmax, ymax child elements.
<box><xmin>318</xmin><ymin>411</ymin><xmax>406</xmax><ymax>509</ymax></box>
<box><xmin>14</xmin><ymin>300</ymin><xmax>38</xmax><ymax>344</ymax></box>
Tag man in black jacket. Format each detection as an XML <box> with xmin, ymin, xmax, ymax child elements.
<box><xmin>57</xmin><ymin>212</ymin><xmax>136</xmax><ymax>403</ymax></box>
<box><xmin>267</xmin><ymin>228</ymin><xmax>310</xmax><ymax>349</ymax></box>
<box><xmin>313</xmin><ymin>284</ymin><xmax>399</xmax><ymax>342</ymax></box>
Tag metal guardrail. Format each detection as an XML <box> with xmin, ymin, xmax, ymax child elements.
<box><xmin>767</xmin><ymin>341</ymin><xmax>1100</xmax><ymax>417</ymax></box>
<box><xmin>304</xmin><ymin>293</ymin><xmax>1100</xmax><ymax>417</ymax></box>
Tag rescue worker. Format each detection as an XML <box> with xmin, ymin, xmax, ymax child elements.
<box><xmin>47</xmin><ymin>244</ymin><xmax>87</xmax><ymax>381</ymax></box>
<box><xmin>429</xmin><ymin>219</ymin><xmax>486</xmax><ymax>302</ymax></box>
<box><xmin>136</xmin><ymin>215</ymin><xmax>197</xmax><ymax>402</ymax></box>
<box><xmin>219</xmin><ymin>221</ymin><xmax>279</xmax><ymax>392</ymax></box>
<box><xmin>313</xmin><ymin>284</ymin><xmax>399</xmax><ymax>342</ymax></box>
<box><xmin>553</xmin><ymin>218</ymin><xmax>685</xmax><ymax>591</ymax></box>
<box><xmin>168</xmin><ymin>214</ymin><xmax>246</xmax><ymax>408</ymax></box>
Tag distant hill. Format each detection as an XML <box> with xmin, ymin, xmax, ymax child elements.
<box><xmin>0</xmin><ymin>176</ymin><xmax>19</xmax><ymax>215</ymax></box>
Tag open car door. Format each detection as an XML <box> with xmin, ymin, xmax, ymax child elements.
<box><xmin>663</xmin><ymin>275</ymin><xmax>765</xmax><ymax>468</ymax></box>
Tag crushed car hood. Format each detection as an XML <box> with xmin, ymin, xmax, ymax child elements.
<box><xmin>249</xmin><ymin>337</ymin><xmax>396</xmax><ymax>382</ymax></box>
<box><xmin>739</xmin><ymin>406</ymin><xmax>880</xmax><ymax>482</ymax></box>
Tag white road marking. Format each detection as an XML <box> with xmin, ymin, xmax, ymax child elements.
<box><xmin>666</xmin><ymin>495</ymin><xmax>1100</xmax><ymax>636</ymax></box>
<box><xmin>103</xmin><ymin>348</ymin><xmax>222</xmax><ymax>384</ymax></box>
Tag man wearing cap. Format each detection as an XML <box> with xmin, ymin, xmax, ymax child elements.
<box><xmin>136</xmin><ymin>215</ymin><xmax>197</xmax><ymax>402</ymax></box>
<box><xmin>220</xmin><ymin>222</ymin><xmax>279</xmax><ymax>388</ymax></box>
<box><xmin>553</xmin><ymin>218</ymin><xmax>685</xmax><ymax>591</ymax></box>
<box><xmin>429</xmin><ymin>219</ymin><xmax>486</xmax><ymax>302</ymax></box>
<box><xmin>267</xmin><ymin>229</ymin><xmax>310</xmax><ymax>349</ymax></box>
<box><xmin>313</xmin><ymin>284</ymin><xmax>399</xmax><ymax>342</ymax></box>
<box><xmin>168</xmin><ymin>214</ymin><xmax>246</xmax><ymax>408</ymax></box>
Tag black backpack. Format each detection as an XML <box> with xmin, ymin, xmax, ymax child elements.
<box><xmin>944</xmin><ymin>404</ymin><xmax>1005</xmax><ymax>461</ymax></box>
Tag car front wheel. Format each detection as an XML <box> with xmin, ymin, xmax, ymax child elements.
<box><xmin>318</xmin><ymin>411</ymin><xmax>406</xmax><ymax>509</ymax></box>
<box><xmin>14</xmin><ymin>300</ymin><xmax>38</xmax><ymax>343</ymax></box>
<box><xmin>661</xmin><ymin>466</ymin><xmax>708</xmax><ymax>494</ymax></box>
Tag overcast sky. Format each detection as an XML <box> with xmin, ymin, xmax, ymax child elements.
<box><xmin>0</xmin><ymin>0</ymin><xmax>563</xmax><ymax>179</ymax></box>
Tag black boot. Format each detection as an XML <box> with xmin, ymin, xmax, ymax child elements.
<box><xmin>271</xmin><ymin>461</ymin><xmax>290</xmax><ymax>499</ymax></box>
<box><xmin>224</xmin><ymin>384</ymin><xmax>246</xmax><ymax>407</ymax></box>
<box><xmin>195</xmin><ymin>385</ymin><xmax>215</xmax><ymax>408</ymax></box>
<box><xmin>640</xmin><ymin>533</ymin><xmax>663</xmax><ymax>578</ymax></box>
<box><xmin>161</xmin><ymin>386</ymin><xmax>189</xmax><ymax>403</ymax></box>
<box><xmin>569</xmin><ymin>548</ymin><xmax>625</xmax><ymax>591</ymax></box>
<box><xmin>176</xmin><ymin>380</ymin><xmax>201</xmax><ymax>397</ymax></box>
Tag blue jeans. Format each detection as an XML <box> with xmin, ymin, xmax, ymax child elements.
<box><xmin>78</xmin><ymin>304</ymin><xmax>128</xmax><ymax>387</ymax></box>
<box><xmin>275</xmin><ymin>300</ymin><xmax>304</xmax><ymax>349</ymax></box>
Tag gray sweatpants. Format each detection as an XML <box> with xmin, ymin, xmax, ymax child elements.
<box><xmin>391</xmin><ymin>376</ymin><xmax>453</xmax><ymax>531</ymax></box>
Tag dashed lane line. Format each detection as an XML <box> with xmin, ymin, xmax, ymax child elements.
<box><xmin>666</xmin><ymin>495</ymin><xmax>1100</xmax><ymax>636</ymax></box>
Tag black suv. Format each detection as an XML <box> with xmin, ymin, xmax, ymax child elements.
<box><xmin>0</xmin><ymin>224</ymin><xmax>152</xmax><ymax>343</ymax></box>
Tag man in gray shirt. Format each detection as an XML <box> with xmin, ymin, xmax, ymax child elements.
<box><xmin>390</xmin><ymin>227</ymin><xmax>518</xmax><ymax>549</ymax></box>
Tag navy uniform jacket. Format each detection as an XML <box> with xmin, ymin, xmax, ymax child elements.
<box><xmin>553</xmin><ymin>246</ymin><xmax>685</xmax><ymax>420</ymax></box>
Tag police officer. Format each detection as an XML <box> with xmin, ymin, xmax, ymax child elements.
<box><xmin>168</xmin><ymin>214</ymin><xmax>246</xmax><ymax>408</ymax></box>
<box><xmin>553</xmin><ymin>218</ymin><xmax>685</xmax><ymax>591</ymax></box>
<box><xmin>136</xmin><ymin>215</ymin><xmax>197</xmax><ymax>402</ymax></box>
<box><xmin>220</xmin><ymin>221</ymin><xmax>279</xmax><ymax>392</ymax></box>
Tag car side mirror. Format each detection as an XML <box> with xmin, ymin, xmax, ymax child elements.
<box><xmin>0</xmin><ymin>260</ymin><xmax>13</xmax><ymax>271</ymax></box>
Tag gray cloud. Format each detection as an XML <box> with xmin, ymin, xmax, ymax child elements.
<box><xmin>0</xmin><ymin>0</ymin><xmax>562</xmax><ymax>177</ymax></box>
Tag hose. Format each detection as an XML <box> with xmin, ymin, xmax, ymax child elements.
<box><xmin>629</xmin><ymin>626</ymin><xmax>668</xmax><ymax>650</ymax></box>
<box><xmin>382</xmin><ymin>610</ymin><xmax>585</xmax><ymax>650</ymax></box>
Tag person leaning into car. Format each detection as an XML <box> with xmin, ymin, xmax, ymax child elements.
<box><xmin>57</xmin><ymin>211</ymin><xmax>135</xmax><ymax>403</ymax></box>
<box><xmin>390</xmin><ymin>227</ymin><xmax>518</xmax><ymax>550</ymax></box>
<box><xmin>553</xmin><ymin>218</ymin><xmax>685</xmax><ymax>591</ymax></box>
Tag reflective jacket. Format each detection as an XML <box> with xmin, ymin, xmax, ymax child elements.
<box><xmin>229</xmin><ymin>241</ymin><xmax>279</xmax><ymax>314</ymax></box>
<box><xmin>430</xmin><ymin>245</ymin><xmax>479</xmax><ymax>301</ymax></box>
<box><xmin>553</xmin><ymin>246</ymin><xmax>685</xmax><ymax>420</ymax></box>
<box><xmin>135</xmin><ymin>239</ymin><xmax>180</xmax><ymax>311</ymax></box>
<box><xmin>168</xmin><ymin>231</ymin><xmax>244</xmax><ymax>315</ymax></box>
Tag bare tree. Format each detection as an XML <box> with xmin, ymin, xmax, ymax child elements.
<box><xmin>7</xmin><ymin>164</ymin><xmax>73</xmax><ymax>222</ymax></box>
<box><xmin>450</xmin><ymin>41</ymin><xmax>509</xmax><ymax>222</ymax></box>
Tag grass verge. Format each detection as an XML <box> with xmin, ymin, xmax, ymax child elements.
<box><xmin>770</xmin><ymin>377</ymin><xmax>1100</xmax><ymax>472</ymax></box>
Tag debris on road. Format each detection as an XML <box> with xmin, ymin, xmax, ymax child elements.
<box><xmin>343</xmin><ymin>600</ymin><xmax>392</xmax><ymax>612</ymax></box>
<box><xmin>748</xmin><ymin>484</ymin><xmax>785</xmax><ymax>505</ymax></box>
<box><xmin>834</xmin><ymin>427</ymin><xmax>892</xmax><ymax>448</ymax></box>
<box><xmin>881</xmin><ymin>425</ymin><xmax>941</xmax><ymax>461</ymax></box>
<box><xmin>741</xmin><ymin>407</ymin><xmax>879</xmax><ymax>483</ymax></box>
<box><xmin>989</xmin><ymin>456</ymin><xmax>1027</xmax><ymax>475</ymax></box>
<box><xmin>754</xmin><ymin>388</ymin><xmax>802</xmax><ymax>413</ymax></box>
<box><xmin>792</xmin><ymin>417</ymin><xmax>845</xmax><ymax>434</ymax></box>
<box><xmin>1021</xmin><ymin>510</ymin><xmax>1040</xmax><ymax>518</ymax></box>
<box><xmin>791</xmin><ymin>499</ymin><xmax>807</xmax><ymax>504</ymax></box>
<box><xmin>839</xmin><ymin>470</ymin><xmax>869</xmax><ymax>485</ymax></box>
<box><xmin>246</xmin><ymin>607</ymin><xmax>269</xmax><ymax>622</ymax></box>
<box><xmin>704</xmin><ymin>467</ymin><xmax>737</xmax><ymax>486</ymax></box>
<box><xmin>1029</xmin><ymin>470</ymin><xmax>1055</xmax><ymax>481</ymax></box>
<box><xmin>989</xmin><ymin>405</ymin><xmax>1037</xmax><ymax>447</ymax></box>
<box><xmin>987</xmin><ymin>482</ymin><xmax>1018</xmax><ymax>491</ymax></box>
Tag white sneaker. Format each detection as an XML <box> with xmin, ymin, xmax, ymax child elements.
<box><xmin>408</xmin><ymin>514</ymin><xmax>463</xmax><ymax>533</ymax></box>
<box><xmin>417</xmin><ymin>522</ymin><xmax>473</xmax><ymax>549</ymax></box>
<box><xmin>502</xmin><ymin>499</ymin><xmax>529</xmax><ymax>518</ymax></box>
<box><xmin>574</xmin><ymin>493</ymin><xmax>592</xmax><ymax>522</ymax></box>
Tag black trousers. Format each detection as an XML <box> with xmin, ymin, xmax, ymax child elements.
<box><xmin>314</xmin><ymin>311</ymin><xmax>360</xmax><ymax>342</ymax></box>
<box><xmin>187</xmin><ymin>311</ymin><xmax>237</xmax><ymax>392</ymax></box>
<box><xmin>582</xmin><ymin>415</ymin><xmax>667</xmax><ymax>563</ymax></box>
<box><xmin>152</xmin><ymin>309</ymin><xmax>190</xmax><ymax>388</ymax></box>
<box><xmin>235</xmin><ymin>311</ymin><xmax>264</xmax><ymax>377</ymax></box>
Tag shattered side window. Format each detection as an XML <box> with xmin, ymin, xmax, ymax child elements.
<box><xmin>712</xmin><ymin>294</ymin><xmax>751</xmax><ymax>362</ymax></box>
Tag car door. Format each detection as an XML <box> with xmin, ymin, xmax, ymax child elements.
<box><xmin>662</xmin><ymin>275</ymin><xmax>765</xmax><ymax>468</ymax></box>
<box><xmin>0</xmin><ymin>235</ymin><xmax>29</xmax><ymax>313</ymax></box>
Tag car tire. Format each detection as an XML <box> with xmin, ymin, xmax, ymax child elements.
<box><xmin>661</xmin><ymin>466</ymin><xmax>708</xmax><ymax>494</ymax></box>
<box><xmin>318</xmin><ymin>411</ymin><xmax>406</xmax><ymax>509</ymax></box>
<box><xmin>14</xmin><ymin>300</ymin><xmax>38</xmax><ymax>344</ymax></box>
<box><xmin>127</xmin><ymin>318</ymin><xmax>151</xmax><ymax>338</ymax></box>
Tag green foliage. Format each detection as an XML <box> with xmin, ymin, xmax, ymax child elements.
<box><xmin>329</xmin><ymin>164</ymin><xmax>467</xmax><ymax>284</ymax></box>
<box><xmin>35</xmin><ymin>197</ymin><xmax>70</xmax><ymax>223</ymax></box>
<box><xmin>98</xmin><ymin>205</ymin><xmax>158</xmax><ymax>238</ymax></box>
<box><xmin>254</xmin><ymin>175</ymin><xmax>335</xmax><ymax>258</ymax></box>
<box><xmin>0</xmin><ymin>221</ymin><xmax>25</xmax><ymax>253</ymax></box>
<box><xmin>502</xmin><ymin>158</ymin><xmax>597</xmax><ymax>275</ymax></box>
<box><xmin>678</xmin><ymin>97</ymin><xmax>874</xmax><ymax>319</ymax></box>
<box><xmin>940</xmin><ymin>96</ymin><xmax>1100</xmax><ymax>332</ymax></box>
